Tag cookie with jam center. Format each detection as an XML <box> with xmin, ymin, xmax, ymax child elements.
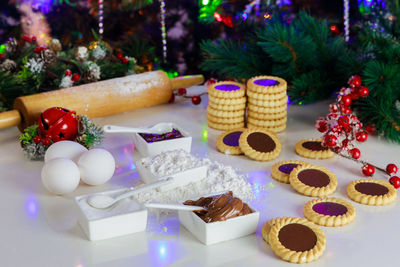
<box><xmin>208</xmin><ymin>81</ymin><xmax>245</xmax><ymax>98</ymax></box>
<box><xmin>216</xmin><ymin>128</ymin><xmax>245</xmax><ymax>155</ymax></box>
<box><xmin>295</xmin><ymin>139</ymin><xmax>335</xmax><ymax>159</ymax></box>
<box><xmin>304</xmin><ymin>197</ymin><xmax>355</xmax><ymax>227</ymax></box>
<box><xmin>289</xmin><ymin>164</ymin><xmax>337</xmax><ymax>197</ymax></box>
<box><xmin>347</xmin><ymin>179</ymin><xmax>397</xmax><ymax>205</ymax></box>
<box><xmin>246</xmin><ymin>76</ymin><xmax>287</xmax><ymax>94</ymax></box>
<box><xmin>238</xmin><ymin>128</ymin><xmax>281</xmax><ymax>161</ymax></box>
<box><xmin>271</xmin><ymin>160</ymin><xmax>309</xmax><ymax>184</ymax></box>
<box><xmin>268</xmin><ymin>217</ymin><xmax>326</xmax><ymax>263</ymax></box>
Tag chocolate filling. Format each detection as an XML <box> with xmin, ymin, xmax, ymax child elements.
<box><xmin>253</xmin><ymin>78</ymin><xmax>279</xmax><ymax>86</ymax></box>
<box><xmin>222</xmin><ymin>131</ymin><xmax>242</xmax><ymax>147</ymax></box>
<box><xmin>302</xmin><ymin>141</ymin><xmax>329</xmax><ymax>151</ymax></box>
<box><xmin>278</xmin><ymin>223</ymin><xmax>317</xmax><ymax>252</ymax></box>
<box><xmin>214</xmin><ymin>84</ymin><xmax>240</xmax><ymax>91</ymax></box>
<box><xmin>278</xmin><ymin>163</ymin><xmax>300</xmax><ymax>174</ymax></box>
<box><xmin>298</xmin><ymin>169</ymin><xmax>330</xmax><ymax>187</ymax></box>
<box><xmin>312</xmin><ymin>202</ymin><xmax>348</xmax><ymax>216</ymax></box>
<box><xmin>247</xmin><ymin>132</ymin><xmax>276</xmax><ymax>153</ymax></box>
<box><xmin>355</xmin><ymin>182</ymin><xmax>389</xmax><ymax>196</ymax></box>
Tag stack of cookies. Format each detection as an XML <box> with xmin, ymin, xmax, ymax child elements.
<box><xmin>246</xmin><ymin>76</ymin><xmax>288</xmax><ymax>133</ymax></box>
<box><xmin>207</xmin><ymin>81</ymin><xmax>246</xmax><ymax>130</ymax></box>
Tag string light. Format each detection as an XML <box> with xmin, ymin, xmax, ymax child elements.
<box><xmin>159</xmin><ymin>0</ymin><xmax>167</xmax><ymax>63</ymax></box>
<box><xmin>344</xmin><ymin>0</ymin><xmax>350</xmax><ymax>42</ymax></box>
<box><xmin>98</xmin><ymin>0</ymin><xmax>104</xmax><ymax>39</ymax></box>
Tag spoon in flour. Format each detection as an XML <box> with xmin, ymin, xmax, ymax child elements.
<box><xmin>103</xmin><ymin>123</ymin><xmax>173</xmax><ymax>135</ymax></box>
<box><xmin>87</xmin><ymin>177</ymin><xmax>174</xmax><ymax>209</ymax></box>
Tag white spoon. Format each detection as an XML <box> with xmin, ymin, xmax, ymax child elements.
<box><xmin>87</xmin><ymin>177</ymin><xmax>173</xmax><ymax>209</ymax></box>
<box><xmin>103</xmin><ymin>123</ymin><xmax>174</xmax><ymax>135</ymax></box>
<box><xmin>144</xmin><ymin>203</ymin><xmax>205</xmax><ymax>211</ymax></box>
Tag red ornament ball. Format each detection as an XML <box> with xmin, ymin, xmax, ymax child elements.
<box><xmin>33</xmin><ymin>135</ymin><xmax>42</xmax><ymax>144</ymax></box>
<box><xmin>389</xmin><ymin>176</ymin><xmax>400</xmax><ymax>189</ymax></box>
<box><xmin>117</xmin><ymin>53</ymin><xmax>123</xmax><ymax>59</ymax></box>
<box><xmin>324</xmin><ymin>134</ymin><xmax>337</xmax><ymax>147</ymax></box>
<box><xmin>356</xmin><ymin>131</ymin><xmax>368</xmax><ymax>142</ymax></box>
<box><xmin>37</xmin><ymin>107</ymin><xmax>79</xmax><ymax>143</ymax></box>
<box><xmin>42</xmin><ymin>138</ymin><xmax>51</xmax><ymax>146</ymax></box>
<box><xmin>341</xmin><ymin>95</ymin><xmax>352</xmax><ymax>106</ymax></box>
<box><xmin>386</xmin><ymin>164</ymin><xmax>398</xmax><ymax>175</ymax></box>
<box><xmin>362</xmin><ymin>164</ymin><xmax>375</xmax><ymax>176</ymax></box>
<box><xmin>191</xmin><ymin>95</ymin><xmax>201</xmax><ymax>105</ymax></box>
<box><xmin>338</xmin><ymin>115</ymin><xmax>350</xmax><ymax>127</ymax></box>
<box><xmin>168</xmin><ymin>94</ymin><xmax>175</xmax><ymax>103</ymax></box>
<box><xmin>350</xmin><ymin>148</ymin><xmax>361</xmax><ymax>159</ymax></box>
<box><xmin>65</xmin><ymin>69</ymin><xmax>72</xmax><ymax>76</ymax></box>
<box><xmin>177</xmin><ymin>88</ymin><xmax>187</xmax><ymax>96</ymax></box>
<box><xmin>72</xmin><ymin>73</ymin><xmax>80</xmax><ymax>81</ymax></box>
<box><xmin>358</xmin><ymin>86</ymin><xmax>369</xmax><ymax>98</ymax></box>
<box><xmin>348</xmin><ymin>75</ymin><xmax>362</xmax><ymax>88</ymax></box>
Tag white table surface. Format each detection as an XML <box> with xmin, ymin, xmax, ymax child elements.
<box><xmin>1</xmin><ymin>86</ymin><xmax>399</xmax><ymax>267</ymax></box>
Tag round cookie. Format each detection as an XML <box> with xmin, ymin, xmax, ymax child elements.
<box><xmin>247</xmin><ymin>76</ymin><xmax>287</xmax><ymax>94</ymax></box>
<box><xmin>248</xmin><ymin>103</ymin><xmax>287</xmax><ymax>114</ymax></box>
<box><xmin>207</xmin><ymin>114</ymin><xmax>244</xmax><ymax>124</ymax></box>
<box><xmin>247</xmin><ymin>89</ymin><xmax>287</xmax><ymax>100</ymax></box>
<box><xmin>304</xmin><ymin>198</ymin><xmax>355</xmax><ymax>227</ymax></box>
<box><xmin>238</xmin><ymin>128</ymin><xmax>281</xmax><ymax>161</ymax></box>
<box><xmin>268</xmin><ymin>217</ymin><xmax>326</xmax><ymax>264</ymax></box>
<box><xmin>248</xmin><ymin>95</ymin><xmax>288</xmax><ymax>107</ymax></box>
<box><xmin>208</xmin><ymin>81</ymin><xmax>245</xmax><ymax>98</ymax></box>
<box><xmin>289</xmin><ymin>164</ymin><xmax>337</xmax><ymax>197</ymax></box>
<box><xmin>207</xmin><ymin>106</ymin><xmax>245</xmax><ymax>118</ymax></box>
<box><xmin>209</xmin><ymin>96</ymin><xmax>247</xmax><ymax>106</ymax></box>
<box><xmin>216</xmin><ymin>128</ymin><xmax>245</xmax><ymax>155</ymax></box>
<box><xmin>262</xmin><ymin>217</ymin><xmax>281</xmax><ymax>244</ymax></box>
<box><xmin>347</xmin><ymin>179</ymin><xmax>397</xmax><ymax>206</ymax></box>
<box><xmin>271</xmin><ymin>160</ymin><xmax>309</xmax><ymax>184</ymax></box>
<box><xmin>247</xmin><ymin>116</ymin><xmax>287</xmax><ymax>127</ymax></box>
<box><xmin>248</xmin><ymin>110</ymin><xmax>287</xmax><ymax>120</ymax></box>
<box><xmin>208</xmin><ymin>101</ymin><xmax>246</xmax><ymax>111</ymax></box>
<box><xmin>247</xmin><ymin>122</ymin><xmax>286</xmax><ymax>133</ymax></box>
<box><xmin>208</xmin><ymin>120</ymin><xmax>245</xmax><ymax>131</ymax></box>
<box><xmin>295</xmin><ymin>139</ymin><xmax>335</xmax><ymax>159</ymax></box>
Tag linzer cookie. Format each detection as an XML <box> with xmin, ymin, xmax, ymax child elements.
<box><xmin>208</xmin><ymin>81</ymin><xmax>245</xmax><ymax>98</ymax></box>
<box><xmin>347</xmin><ymin>179</ymin><xmax>396</xmax><ymax>205</ymax></box>
<box><xmin>268</xmin><ymin>217</ymin><xmax>326</xmax><ymax>264</ymax></box>
<box><xmin>216</xmin><ymin>129</ymin><xmax>245</xmax><ymax>155</ymax></box>
<box><xmin>207</xmin><ymin>120</ymin><xmax>245</xmax><ymax>131</ymax></box>
<box><xmin>295</xmin><ymin>139</ymin><xmax>335</xmax><ymax>159</ymax></box>
<box><xmin>207</xmin><ymin>106</ymin><xmax>245</xmax><ymax>118</ymax></box>
<box><xmin>208</xmin><ymin>96</ymin><xmax>246</xmax><ymax>106</ymax></box>
<box><xmin>238</xmin><ymin>128</ymin><xmax>281</xmax><ymax>161</ymax></box>
<box><xmin>248</xmin><ymin>104</ymin><xmax>287</xmax><ymax>114</ymax></box>
<box><xmin>247</xmin><ymin>76</ymin><xmax>287</xmax><ymax>94</ymax></box>
<box><xmin>247</xmin><ymin>122</ymin><xmax>286</xmax><ymax>133</ymax></box>
<box><xmin>208</xmin><ymin>101</ymin><xmax>246</xmax><ymax>111</ymax></box>
<box><xmin>247</xmin><ymin>116</ymin><xmax>287</xmax><ymax>127</ymax></box>
<box><xmin>247</xmin><ymin>89</ymin><xmax>286</xmax><ymax>100</ymax></box>
<box><xmin>247</xmin><ymin>95</ymin><xmax>288</xmax><ymax>107</ymax></box>
<box><xmin>262</xmin><ymin>217</ymin><xmax>281</xmax><ymax>244</ymax></box>
<box><xmin>207</xmin><ymin>114</ymin><xmax>244</xmax><ymax>124</ymax></box>
<box><xmin>304</xmin><ymin>198</ymin><xmax>356</xmax><ymax>227</ymax></box>
<box><xmin>248</xmin><ymin>110</ymin><xmax>287</xmax><ymax>120</ymax></box>
<box><xmin>289</xmin><ymin>164</ymin><xmax>337</xmax><ymax>197</ymax></box>
<box><xmin>271</xmin><ymin>160</ymin><xmax>309</xmax><ymax>184</ymax></box>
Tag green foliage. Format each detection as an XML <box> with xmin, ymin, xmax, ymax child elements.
<box><xmin>77</xmin><ymin>115</ymin><xmax>104</xmax><ymax>148</ymax></box>
<box><xmin>199</xmin><ymin>0</ymin><xmax>224</xmax><ymax>23</ymax></box>
<box><xmin>19</xmin><ymin>125</ymin><xmax>38</xmax><ymax>145</ymax></box>
<box><xmin>118</xmin><ymin>35</ymin><xmax>156</xmax><ymax>65</ymax></box>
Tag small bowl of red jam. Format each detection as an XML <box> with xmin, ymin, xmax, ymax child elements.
<box><xmin>132</xmin><ymin>122</ymin><xmax>192</xmax><ymax>157</ymax></box>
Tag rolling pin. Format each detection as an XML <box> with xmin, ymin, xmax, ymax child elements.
<box><xmin>0</xmin><ymin>70</ymin><xmax>204</xmax><ymax>131</ymax></box>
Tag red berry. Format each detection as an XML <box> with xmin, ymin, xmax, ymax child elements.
<box><xmin>342</xmin><ymin>139</ymin><xmax>350</xmax><ymax>148</ymax></box>
<box><xmin>341</xmin><ymin>95</ymin><xmax>352</xmax><ymax>106</ymax></box>
<box><xmin>340</xmin><ymin>105</ymin><xmax>352</xmax><ymax>115</ymax></box>
<box><xmin>122</xmin><ymin>58</ymin><xmax>129</xmax><ymax>64</ymax></box>
<box><xmin>177</xmin><ymin>88</ymin><xmax>187</xmax><ymax>96</ymax></box>
<box><xmin>356</xmin><ymin>131</ymin><xmax>368</xmax><ymax>142</ymax></box>
<box><xmin>348</xmin><ymin>75</ymin><xmax>362</xmax><ymax>88</ymax></box>
<box><xmin>0</xmin><ymin>53</ymin><xmax>4</xmax><ymax>59</ymax></box>
<box><xmin>358</xmin><ymin>86</ymin><xmax>369</xmax><ymax>97</ymax></box>
<box><xmin>22</xmin><ymin>34</ymin><xmax>31</xmax><ymax>42</ymax></box>
<box><xmin>34</xmin><ymin>47</ymin><xmax>42</xmax><ymax>53</ymax></box>
<box><xmin>72</xmin><ymin>73</ymin><xmax>80</xmax><ymax>81</ymax></box>
<box><xmin>324</xmin><ymin>134</ymin><xmax>337</xmax><ymax>147</ymax></box>
<box><xmin>168</xmin><ymin>93</ymin><xmax>175</xmax><ymax>103</ymax></box>
<box><xmin>349</xmin><ymin>91</ymin><xmax>359</xmax><ymax>100</ymax></box>
<box><xmin>65</xmin><ymin>69</ymin><xmax>72</xmax><ymax>76</ymax></box>
<box><xmin>31</xmin><ymin>36</ymin><xmax>37</xmax><ymax>42</ymax></box>
<box><xmin>350</xmin><ymin>148</ymin><xmax>361</xmax><ymax>159</ymax></box>
<box><xmin>389</xmin><ymin>176</ymin><xmax>400</xmax><ymax>189</ymax></box>
<box><xmin>329</xmin><ymin>104</ymin><xmax>339</xmax><ymax>113</ymax></box>
<box><xmin>191</xmin><ymin>95</ymin><xmax>201</xmax><ymax>105</ymax></box>
<box><xmin>365</xmin><ymin>124</ymin><xmax>375</xmax><ymax>134</ymax></box>
<box><xmin>41</xmin><ymin>138</ymin><xmax>51</xmax><ymax>146</ymax></box>
<box><xmin>33</xmin><ymin>136</ymin><xmax>42</xmax><ymax>144</ymax></box>
<box><xmin>338</xmin><ymin>115</ymin><xmax>350</xmax><ymax>127</ymax></box>
<box><xmin>362</xmin><ymin>164</ymin><xmax>375</xmax><ymax>176</ymax></box>
<box><xmin>117</xmin><ymin>53</ymin><xmax>123</xmax><ymax>59</ymax></box>
<box><xmin>316</xmin><ymin>120</ymin><xmax>328</xmax><ymax>133</ymax></box>
<box><xmin>45</xmin><ymin>134</ymin><xmax>53</xmax><ymax>141</ymax></box>
<box><xmin>386</xmin><ymin>164</ymin><xmax>398</xmax><ymax>175</ymax></box>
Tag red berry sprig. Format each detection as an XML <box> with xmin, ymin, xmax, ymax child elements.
<box><xmin>316</xmin><ymin>75</ymin><xmax>399</xmax><ymax>188</ymax></box>
<box><xmin>169</xmin><ymin>87</ymin><xmax>207</xmax><ymax>106</ymax></box>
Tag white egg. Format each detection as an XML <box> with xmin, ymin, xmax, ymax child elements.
<box><xmin>45</xmin><ymin>141</ymin><xmax>88</xmax><ymax>163</ymax></box>
<box><xmin>78</xmin><ymin>148</ymin><xmax>115</xmax><ymax>185</ymax></box>
<box><xmin>41</xmin><ymin>158</ymin><xmax>80</xmax><ymax>195</ymax></box>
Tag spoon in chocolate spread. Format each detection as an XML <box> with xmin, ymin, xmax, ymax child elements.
<box><xmin>103</xmin><ymin>122</ymin><xmax>173</xmax><ymax>135</ymax></box>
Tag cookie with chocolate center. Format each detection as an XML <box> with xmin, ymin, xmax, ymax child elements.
<box><xmin>238</xmin><ymin>128</ymin><xmax>281</xmax><ymax>161</ymax></box>
<box><xmin>295</xmin><ymin>139</ymin><xmax>335</xmax><ymax>159</ymax></box>
<box><xmin>347</xmin><ymin>179</ymin><xmax>396</xmax><ymax>205</ymax></box>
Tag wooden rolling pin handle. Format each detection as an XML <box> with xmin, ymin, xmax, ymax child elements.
<box><xmin>171</xmin><ymin>75</ymin><xmax>204</xmax><ymax>90</ymax></box>
<box><xmin>0</xmin><ymin>110</ymin><xmax>21</xmax><ymax>129</ymax></box>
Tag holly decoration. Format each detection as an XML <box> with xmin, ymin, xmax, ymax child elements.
<box><xmin>316</xmin><ymin>75</ymin><xmax>399</xmax><ymax>188</ymax></box>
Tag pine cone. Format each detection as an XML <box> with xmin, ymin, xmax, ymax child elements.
<box><xmin>82</xmin><ymin>62</ymin><xmax>101</xmax><ymax>82</ymax></box>
<box><xmin>49</xmin><ymin>39</ymin><xmax>62</xmax><ymax>53</ymax></box>
<box><xmin>0</xmin><ymin>59</ymin><xmax>17</xmax><ymax>72</ymax></box>
<box><xmin>5</xmin><ymin>38</ymin><xmax>18</xmax><ymax>54</ymax></box>
<box><xmin>39</xmin><ymin>49</ymin><xmax>56</xmax><ymax>66</ymax></box>
<box><xmin>75</xmin><ymin>46</ymin><xmax>89</xmax><ymax>62</ymax></box>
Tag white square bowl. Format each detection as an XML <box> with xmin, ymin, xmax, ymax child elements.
<box><xmin>132</xmin><ymin>123</ymin><xmax>192</xmax><ymax>157</ymax></box>
<box><xmin>178</xmin><ymin>196</ymin><xmax>259</xmax><ymax>245</ymax></box>
<box><xmin>136</xmin><ymin>161</ymin><xmax>208</xmax><ymax>192</ymax></box>
<box><xmin>74</xmin><ymin>189</ymin><xmax>148</xmax><ymax>241</ymax></box>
